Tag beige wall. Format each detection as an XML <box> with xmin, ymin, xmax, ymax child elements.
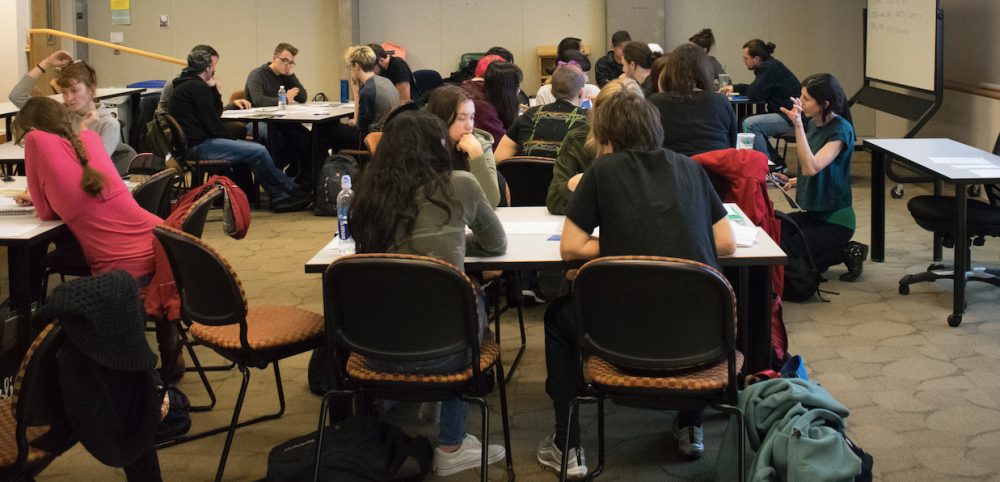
<box><xmin>358</xmin><ymin>0</ymin><xmax>606</xmax><ymax>96</ymax></box>
<box><xmin>2</xmin><ymin>0</ymin><xmax>31</xmax><ymax>106</ymax></box>
<box><xmin>85</xmin><ymin>0</ymin><xmax>342</xmax><ymax>99</ymax></box>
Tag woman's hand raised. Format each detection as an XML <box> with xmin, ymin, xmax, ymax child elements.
<box><xmin>780</xmin><ymin>97</ymin><xmax>804</xmax><ymax>127</ymax></box>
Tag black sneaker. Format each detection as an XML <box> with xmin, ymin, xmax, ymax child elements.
<box><xmin>839</xmin><ymin>241</ymin><xmax>869</xmax><ymax>282</ymax></box>
<box><xmin>270</xmin><ymin>196</ymin><xmax>311</xmax><ymax>213</ymax></box>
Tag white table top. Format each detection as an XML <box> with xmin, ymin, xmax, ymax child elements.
<box><xmin>48</xmin><ymin>87</ymin><xmax>146</xmax><ymax>103</ymax></box>
<box><xmin>864</xmin><ymin>138</ymin><xmax>1000</xmax><ymax>183</ymax></box>
<box><xmin>0</xmin><ymin>142</ymin><xmax>25</xmax><ymax>161</ymax></box>
<box><xmin>305</xmin><ymin>205</ymin><xmax>787</xmax><ymax>273</ymax></box>
<box><xmin>222</xmin><ymin>102</ymin><xmax>354</xmax><ymax>122</ymax></box>
<box><xmin>0</xmin><ymin>102</ymin><xmax>17</xmax><ymax>118</ymax></box>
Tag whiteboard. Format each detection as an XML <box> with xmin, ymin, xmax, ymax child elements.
<box><xmin>866</xmin><ymin>0</ymin><xmax>939</xmax><ymax>92</ymax></box>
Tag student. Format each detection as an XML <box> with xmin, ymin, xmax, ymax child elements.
<box><xmin>244</xmin><ymin>42</ymin><xmax>311</xmax><ymax>183</ymax></box>
<box><xmin>495</xmin><ymin>65</ymin><xmax>587</xmax><ymax>161</ymax></box>
<box><xmin>485</xmin><ymin>46</ymin><xmax>530</xmax><ymax>106</ymax></box>
<box><xmin>425</xmin><ymin>85</ymin><xmax>501</xmax><ymax>207</ymax></box>
<box><xmin>369</xmin><ymin>43</ymin><xmax>417</xmax><ymax>102</ymax></box>
<box><xmin>333</xmin><ymin>45</ymin><xmax>400</xmax><ymax>150</ymax></box>
<box><xmin>157</xmin><ymin>45</ymin><xmax>249</xmax><ymax>145</ymax></box>
<box><xmin>647</xmin><ymin>43</ymin><xmax>737</xmax><ymax>156</ymax></box>
<box><xmin>720</xmin><ymin>39</ymin><xmax>800</xmax><ymax>168</ymax></box>
<box><xmin>9</xmin><ymin>51</ymin><xmax>136</xmax><ymax>175</ymax></box>
<box><xmin>689</xmin><ymin>28</ymin><xmax>726</xmax><ymax>80</ymax></box>
<box><xmin>647</xmin><ymin>55</ymin><xmax>671</xmax><ymax>96</ymax></box>
<box><xmin>534</xmin><ymin>50</ymin><xmax>600</xmax><ymax>106</ymax></box>
<box><xmin>167</xmin><ymin>45</ymin><xmax>310</xmax><ymax>212</ymax></box>
<box><xmin>12</xmin><ymin>97</ymin><xmax>162</xmax><ymax>281</ymax></box>
<box><xmin>776</xmin><ymin>73</ymin><xmax>867</xmax><ymax>281</ymax></box>
<box><xmin>349</xmin><ymin>110</ymin><xmax>507</xmax><ymax>476</ymax></box>
<box><xmin>621</xmin><ymin>41</ymin><xmax>662</xmax><ymax>97</ymax></box>
<box><xmin>595</xmin><ymin>30</ymin><xmax>631</xmax><ymax>87</ymax></box>
<box><xmin>537</xmin><ymin>78</ymin><xmax>735</xmax><ymax>478</ymax></box>
<box><xmin>460</xmin><ymin>58</ymin><xmax>522</xmax><ymax>150</ymax></box>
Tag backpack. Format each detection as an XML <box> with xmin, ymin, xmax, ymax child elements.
<box><xmin>314</xmin><ymin>154</ymin><xmax>359</xmax><ymax>217</ymax></box>
<box><xmin>265</xmin><ymin>415</ymin><xmax>432</xmax><ymax>482</ymax></box>
<box><xmin>775</xmin><ymin>211</ymin><xmax>828</xmax><ymax>302</ymax></box>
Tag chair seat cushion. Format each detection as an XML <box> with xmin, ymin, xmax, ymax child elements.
<box><xmin>189</xmin><ymin>305</ymin><xmax>324</xmax><ymax>351</ymax></box>
<box><xmin>0</xmin><ymin>399</ymin><xmax>51</xmax><ymax>468</ymax></box>
<box><xmin>587</xmin><ymin>351</ymin><xmax>744</xmax><ymax>392</ymax></box>
<box><xmin>908</xmin><ymin>196</ymin><xmax>1000</xmax><ymax>234</ymax></box>
<box><xmin>347</xmin><ymin>340</ymin><xmax>501</xmax><ymax>384</ymax></box>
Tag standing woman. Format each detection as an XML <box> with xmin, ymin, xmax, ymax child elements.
<box><xmin>621</xmin><ymin>41</ymin><xmax>662</xmax><ymax>97</ymax></box>
<box><xmin>777</xmin><ymin>73</ymin><xmax>867</xmax><ymax>281</ymax></box>
<box><xmin>349</xmin><ymin>110</ymin><xmax>507</xmax><ymax>476</ymax></box>
<box><xmin>12</xmin><ymin>97</ymin><xmax>162</xmax><ymax>281</ymax></box>
<box><xmin>689</xmin><ymin>28</ymin><xmax>726</xmax><ymax>80</ymax></box>
<box><xmin>425</xmin><ymin>85</ymin><xmax>502</xmax><ymax>207</ymax></box>
<box><xmin>9</xmin><ymin>51</ymin><xmax>136</xmax><ymax>175</ymax></box>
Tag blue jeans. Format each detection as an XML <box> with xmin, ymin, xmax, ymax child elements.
<box><xmin>365</xmin><ymin>283</ymin><xmax>489</xmax><ymax>446</ymax></box>
<box><xmin>192</xmin><ymin>137</ymin><xmax>295</xmax><ymax>201</ymax></box>
<box><xmin>742</xmin><ymin>113</ymin><xmax>794</xmax><ymax>161</ymax></box>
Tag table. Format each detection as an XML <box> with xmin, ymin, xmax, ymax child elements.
<box><xmin>304</xmin><ymin>206</ymin><xmax>786</xmax><ymax>371</ymax></box>
<box><xmin>1</xmin><ymin>87</ymin><xmax>146</xmax><ymax>142</ymax></box>
<box><xmin>0</xmin><ymin>177</ymin><xmax>67</xmax><ymax>398</ymax></box>
<box><xmin>223</xmin><ymin>102</ymin><xmax>355</xmax><ymax>184</ymax></box>
<box><xmin>729</xmin><ymin>95</ymin><xmax>766</xmax><ymax>128</ymax></box>
<box><xmin>866</xmin><ymin>138</ymin><xmax>1000</xmax><ymax>326</ymax></box>
<box><xmin>1</xmin><ymin>103</ymin><xmax>19</xmax><ymax>142</ymax></box>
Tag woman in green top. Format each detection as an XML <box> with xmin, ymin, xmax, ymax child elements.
<box><xmin>777</xmin><ymin>73</ymin><xmax>867</xmax><ymax>281</ymax></box>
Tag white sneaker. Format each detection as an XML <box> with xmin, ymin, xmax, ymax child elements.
<box><xmin>672</xmin><ymin>419</ymin><xmax>705</xmax><ymax>459</ymax></box>
<box><xmin>536</xmin><ymin>432</ymin><xmax>588</xmax><ymax>479</ymax></box>
<box><xmin>433</xmin><ymin>434</ymin><xmax>505</xmax><ymax>477</ymax></box>
<box><xmin>418</xmin><ymin>401</ymin><xmax>441</xmax><ymax>424</ymax></box>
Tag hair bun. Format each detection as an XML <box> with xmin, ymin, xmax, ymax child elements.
<box><xmin>765</xmin><ymin>42</ymin><xmax>776</xmax><ymax>54</ymax></box>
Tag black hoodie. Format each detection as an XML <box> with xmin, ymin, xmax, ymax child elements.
<box><xmin>167</xmin><ymin>72</ymin><xmax>229</xmax><ymax>148</ymax></box>
<box><xmin>595</xmin><ymin>50</ymin><xmax>624</xmax><ymax>87</ymax></box>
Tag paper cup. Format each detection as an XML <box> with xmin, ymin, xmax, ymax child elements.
<box><xmin>737</xmin><ymin>133</ymin><xmax>755</xmax><ymax>150</ymax></box>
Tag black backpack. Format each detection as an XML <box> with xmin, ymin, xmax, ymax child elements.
<box><xmin>314</xmin><ymin>153</ymin><xmax>359</xmax><ymax>217</ymax></box>
<box><xmin>776</xmin><ymin>211</ymin><xmax>831</xmax><ymax>302</ymax></box>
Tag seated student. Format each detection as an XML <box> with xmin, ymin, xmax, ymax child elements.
<box><xmin>461</xmin><ymin>57</ymin><xmax>523</xmax><ymax>150</ymax></box>
<box><xmin>534</xmin><ymin>50</ymin><xmax>600</xmax><ymax>106</ymax></box>
<box><xmin>485</xmin><ymin>46</ymin><xmax>530</xmax><ymax>106</ymax></box>
<box><xmin>494</xmin><ymin>65</ymin><xmax>588</xmax><ymax>161</ymax></box>
<box><xmin>536</xmin><ymin>78</ymin><xmax>736</xmax><ymax>478</ymax></box>
<box><xmin>647</xmin><ymin>55</ymin><xmax>671</xmax><ymax>96</ymax></box>
<box><xmin>689</xmin><ymin>28</ymin><xmax>726</xmax><ymax>80</ymax></box>
<box><xmin>621</xmin><ymin>41</ymin><xmax>662</xmax><ymax>97</ymax></box>
<box><xmin>647</xmin><ymin>43</ymin><xmax>737</xmax><ymax>156</ymax></box>
<box><xmin>595</xmin><ymin>30</ymin><xmax>631</xmax><ymax>87</ymax></box>
<box><xmin>775</xmin><ymin>73</ymin><xmax>867</xmax><ymax>281</ymax></box>
<box><xmin>244</xmin><ymin>42</ymin><xmax>312</xmax><ymax>184</ymax></box>
<box><xmin>720</xmin><ymin>39</ymin><xmax>800</xmax><ymax>169</ymax></box>
<box><xmin>167</xmin><ymin>45</ymin><xmax>310</xmax><ymax>212</ymax></box>
<box><xmin>331</xmin><ymin>45</ymin><xmax>400</xmax><ymax>151</ymax></box>
<box><xmin>9</xmin><ymin>51</ymin><xmax>136</xmax><ymax>175</ymax></box>
<box><xmin>13</xmin><ymin>97</ymin><xmax>162</xmax><ymax>281</ymax></box>
<box><xmin>349</xmin><ymin>110</ymin><xmax>507</xmax><ymax>477</ymax></box>
<box><xmin>425</xmin><ymin>85</ymin><xmax>501</xmax><ymax>207</ymax></box>
<box><xmin>369</xmin><ymin>43</ymin><xmax>417</xmax><ymax>102</ymax></box>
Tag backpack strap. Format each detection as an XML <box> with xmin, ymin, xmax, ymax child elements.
<box><xmin>774</xmin><ymin>211</ymin><xmax>838</xmax><ymax>301</ymax></box>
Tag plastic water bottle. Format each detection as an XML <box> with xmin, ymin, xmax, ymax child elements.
<box><xmin>337</xmin><ymin>175</ymin><xmax>355</xmax><ymax>254</ymax></box>
<box><xmin>277</xmin><ymin>85</ymin><xmax>287</xmax><ymax>110</ymax></box>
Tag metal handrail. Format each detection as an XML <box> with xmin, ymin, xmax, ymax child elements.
<box><xmin>28</xmin><ymin>28</ymin><xmax>185</xmax><ymax>65</ymax></box>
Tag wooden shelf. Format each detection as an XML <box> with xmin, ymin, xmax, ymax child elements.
<box><xmin>536</xmin><ymin>45</ymin><xmax>591</xmax><ymax>87</ymax></box>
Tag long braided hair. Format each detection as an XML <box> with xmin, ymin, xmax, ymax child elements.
<box><xmin>13</xmin><ymin>97</ymin><xmax>106</xmax><ymax>196</ymax></box>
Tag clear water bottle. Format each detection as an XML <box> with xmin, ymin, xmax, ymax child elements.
<box><xmin>337</xmin><ymin>175</ymin><xmax>355</xmax><ymax>254</ymax></box>
<box><xmin>277</xmin><ymin>85</ymin><xmax>287</xmax><ymax>110</ymax></box>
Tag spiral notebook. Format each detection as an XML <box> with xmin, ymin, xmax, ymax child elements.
<box><xmin>0</xmin><ymin>197</ymin><xmax>35</xmax><ymax>216</ymax></box>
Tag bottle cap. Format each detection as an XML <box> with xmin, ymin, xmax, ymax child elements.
<box><xmin>341</xmin><ymin>175</ymin><xmax>352</xmax><ymax>188</ymax></box>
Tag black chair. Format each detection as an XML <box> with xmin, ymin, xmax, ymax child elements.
<box><xmin>316</xmin><ymin>253</ymin><xmax>514</xmax><ymax>482</ymax></box>
<box><xmin>899</xmin><ymin>133</ymin><xmax>1000</xmax><ymax>300</ymax></box>
<box><xmin>131</xmin><ymin>168</ymin><xmax>182</xmax><ymax>219</ymax></box>
<box><xmin>0</xmin><ymin>322</ymin><xmax>65</xmax><ymax>480</ymax></box>
<box><xmin>561</xmin><ymin>256</ymin><xmax>746</xmax><ymax>481</ymax></box>
<box><xmin>496</xmin><ymin>156</ymin><xmax>556</xmax><ymax>207</ymax></box>
<box><xmin>153</xmin><ymin>225</ymin><xmax>324</xmax><ymax>481</ymax></box>
<box><xmin>157</xmin><ymin>112</ymin><xmax>255</xmax><ymax>194</ymax></box>
<box><xmin>126</xmin><ymin>152</ymin><xmax>168</xmax><ymax>177</ymax></box>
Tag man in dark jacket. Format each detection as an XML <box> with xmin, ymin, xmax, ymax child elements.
<box><xmin>168</xmin><ymin>45</ymin><xmax>310</xmax><ymax>212</ymax></box>
<box><xmin>722</xmin><ymin>39</ymin><xmax>801</xmax><ymax>169</ymax></box>
<box><xmin>594</xmin><ymin>30</ymin><xmax>630</xmax><ymax>87</ymax></box>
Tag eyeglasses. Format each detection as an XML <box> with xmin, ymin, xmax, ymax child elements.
<box><xmin>276</xmin><ymin>57</ymin><xmax>296</xmax><ymax>66</ymax></box>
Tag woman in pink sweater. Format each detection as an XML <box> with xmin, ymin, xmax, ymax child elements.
<box><xmin>12</xmin><ymin>97</ymin><xmax>162</xmax><ymax>280</ymax></box>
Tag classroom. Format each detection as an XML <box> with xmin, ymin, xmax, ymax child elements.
<box><xmin>1</xmin><ymin>0</ymin><xmax>1000</xmax><ymax>480</ymax></box>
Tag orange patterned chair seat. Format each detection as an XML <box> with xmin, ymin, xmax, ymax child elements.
<box><xmin>189</xmin><ymin>305</ymin><xmax>324</xmax><ymax>350</ymax></box>
<box><xmin>587</xmin><ymin>351</ymin><xmax>744</xmax><ymax>392</ymax></box>
<box><xmin>0</xmin><ymin>399</ymin><xmax>50</xmax><ymax>468</ymax></box>
<box><xmin>347</xmin><ymin>340</ymin><xmax>501</xmax><ymax>384</ymax></box>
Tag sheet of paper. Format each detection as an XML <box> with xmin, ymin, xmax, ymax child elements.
<box><xmin>501</xmin><ymin>222</ymin><xmax>560</xmax><ymax>235</ymax></box>
<box><xmin>970</xmin><ymin>169</ymin><xmax>1000</xmax><ymax>178</ymax></box>
<box><xmin>731</xmin><ymin>224</ymin><xmax>759</xmax><ymax>247</ymax></box>
<box><xmin>0</xmin><ymin>197</ymin><xmax>17</xmax><ymax>207</ymax></box>
<box><xmin>322</xmin><ymin>237</ymin><xmax>340</xmax><ymax>251</ymax></box>
<box><xmin>0</xmin><ymin>223</ymin><xmax>38</xmax><ymax>237</ymax></box>
<box><xmin>928</xmin><ymin>157</ymin><xmax>990</xmax><ymax>165</ymax></box>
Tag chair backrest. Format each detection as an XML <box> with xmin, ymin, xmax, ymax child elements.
<box><xmin>156</xmin><ymin>112</ymin><xmax>189</xmax><ymax>166</ymax></box>
<box><xmin>496</xmin><ymin>157</ymin><xmax>555</xmax><ymax>207</ymax></box>
<box><xmin>11</xmin><ymin>322</ymin><xmax>65</xmax><ymax>470</ymax></box>
<box><xmin>573</xmin><ymin>257</ymin><xmax>736</xmax><ymax>372</ymax></box>
<box><xmin>412</xmin><ymin>70</ymin><xmax>443</xmax><ymax>95</ymax></box>
<box><xmin>179</xmin><ymin>186</ymin><xmax>224</xmax><ymax>237</ymax></box>
<box><xmin>132</xmin><ymin>168</ymin><xmax>181</xmax><ymax>219</ymax></box>
<box><xmin>323</xmin><ymin>254</ymin><xmax>481</xmax><ymax>366</ymax></box>
<box><xmin>364</xmin><ymin>132</ymin><xmax>383</xmax><ymax>155</ymax></box>
<box><xmin>153</xmin><ymin>226</ymin><xmax>248</xmax><ymax>330</ymax></box>
<box><xmin>379</xmin><ymin>100</ymin><xmax>419</xmax><ymax>129</ymax></box>
<box><xmin>127</xmin><ymin>152</ymin><xmax>167</xmax><ymax>176</ymax></box>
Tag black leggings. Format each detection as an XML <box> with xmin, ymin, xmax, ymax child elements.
<box><xmin>780</xmin><ymin>212</ymin><xmax>854</xmax><ymax>270</ymax></box>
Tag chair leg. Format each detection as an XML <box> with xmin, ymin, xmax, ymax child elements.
<box><xmin>505</xmin><ymin>273</ymin><xmax>528</xmax><ymax>384</ymax></box>
<box><xmin>313</xmin><ymin>389</ymin><xmax>355</xmax><ymax>482</ymax></box>
<box><xmin>561</xmin><ymin>395</ymin><xmax>602</xmax><ymax>482</ymax></box>
<box><xmin>714</xmin><ymin>403</ymin><xmax>747</xmax><ymax>482</ymax></box>
<box><xmin>213</xmin><ymin>364</ymin><xmax>251</xmax><ymax>482</ymax></box>
<box><xmin>461</xmin><ymin>396</ymin><xmax>490</xmax><ymax>482</ymax></box>
<box><xmin>178</xmin><ymin>329</ymin><xmax>218</xmax><ymax>412</ymax></box>
<box><xmin>594</xmin><ymin>396</ymin><xmax>605</xmax><ymax>478</ymax></box>
<box><xmin>493</xmin><ymin>359</ymin><xmax>515</xmax><ymax>480</ymax></box>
